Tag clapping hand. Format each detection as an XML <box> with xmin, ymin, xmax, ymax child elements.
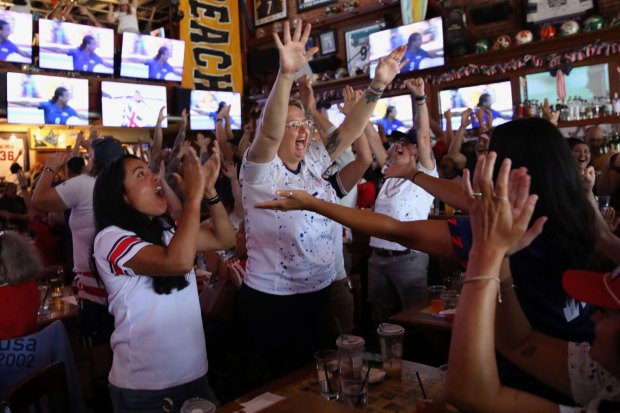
<box><xmin>405</xmin><ymin>78</ymin><xmax>425</xmax><ymax>97</ymax></box>
<box><xmin>202</xmin><ymin>141</ymin><xmax>221</xmax><ymax>198</ymax></box>
<box><xmin>174</xmin><ymin>147</ymin><xmax>204</xmax><ymax>203</ymax></box>
<box><xmin>338</xmin><ymin>86</ymin><xmax>363</xmax><ymax>115</ymax></box>
<box><xmin>274</xmin><ymin>20</ymin><xmax>318</xmax><ymax>76</ymax></box>
<box><xmin>463</xmin><ymin>153</ymin><xmax>546</xmax><ymax>256</ymax></box>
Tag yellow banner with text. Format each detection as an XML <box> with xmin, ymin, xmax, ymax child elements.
<box><xmin>179</xmin><ymin>0</ymin><xmax>243</xmax><ymax>92</ymax></box>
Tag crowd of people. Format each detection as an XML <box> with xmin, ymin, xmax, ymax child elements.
<box><xmin>1</xmin><ymin>19</ymin><xmax>619</xmax><ymax>413</ymax></box>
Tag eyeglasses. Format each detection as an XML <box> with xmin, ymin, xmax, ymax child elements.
<box><xmin>285</xmin><ymin>119</ymin><xmax>315</xmax><ymax>130</ymax></box>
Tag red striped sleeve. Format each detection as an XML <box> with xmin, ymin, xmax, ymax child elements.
<box><xmin>108</xmin><ymin>236</ymin><xmax>142</xmax><ymax>276</ymax></box>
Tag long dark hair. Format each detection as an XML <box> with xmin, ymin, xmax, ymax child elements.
<box><xmin>155</xmin><ymin>46</ymin><xmax>168</xmax><ymax>60</ymax></box>
<box><xmin>490</xmin><ymin>118</ymin><xmax>595</xmax><ymax>268</ymax></box>
<box><xmin>78</xmin><ymin>35</ymin><xmax>94</xmax><ymax>51</ymax></box>
<box><xmin>93</xmin><ymin>155</ymin><xmax>188</xmax><ymax>294</ymax></box>
<box><xmin>51</xmin><ymin>87</ymin><xmax>68</xmax><ymax>104</ymax></box>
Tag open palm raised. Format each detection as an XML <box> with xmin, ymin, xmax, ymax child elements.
<box><xmin>274</xmin><ymin>20</ymin><xmax>319</xmax><ymax>75</ymax></box>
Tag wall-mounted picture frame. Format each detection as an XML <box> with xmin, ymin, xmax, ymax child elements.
<box><xmin>344</xmin><ymin>22</ymin><xmax>385</xmax><ymax>77</ymax></box>
<box><xmin>525</xmin><ymin>0</ymin><xmax>595</xmax><ymax>25</ymax></box>
<box><xmin>296</xmin><ymin>0</ymin><xmax>336</xmax><ymax>12</ymax></box>
<box><xmin>254</xmin><ymin>0</ymin><xmax>288</xmax><ymax>28</ymax></box>
<box><xmin>319</xmin><ymin>30</ymin><xmax>337</xmax><ymax>56</ymax></box>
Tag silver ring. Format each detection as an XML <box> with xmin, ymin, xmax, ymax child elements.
<box><xmin>472</xmin><ymin>192</ymin><xmax>483</xmax><ymax>197</ymax></box>
<box><xmin>288</xmin><ymin>191</ymin><xmax>293</xmax><ymax>197</ymax></box>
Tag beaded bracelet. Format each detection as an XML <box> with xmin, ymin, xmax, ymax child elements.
<box><xmin>461</xmin><ymin>275</ymin><xmax>502</xmax><ymax>303</ymax></box>
<box><xmin>367</xmin><ymin>85</ymin><xmax>384</xmax><ymax>96</ymax></box>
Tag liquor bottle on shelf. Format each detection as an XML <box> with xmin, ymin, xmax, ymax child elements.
<box><xmin>613</xmin><ymin>93</ymin><xmax>620</xmax><ymax>116</ymax></box>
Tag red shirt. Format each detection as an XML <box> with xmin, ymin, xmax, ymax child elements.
<box><xmin>0</xmin><ymin>280</ymin><xmax>39</xmax><ymax>339</ymax></box>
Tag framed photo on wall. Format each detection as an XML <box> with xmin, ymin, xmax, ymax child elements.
<box><xmin>344</xmin><ymin>22</ymin><xmax>385</xmax><ymax>77</ymax></box>
<box><xmin>525</xmin><ymin>0</ymin><xmax>595</xmax><ymax>24</ymax></box>
<box><xmin>254</xmin><ymin>0</ymin><xmax>288</xmax><ymax>27</ymax></box>
<box><xmin>296</xmin><ymin>0</ymin><xmax>336</xmax><ymax>12</ymax></box>
<box><xmin>319</xmin><ymin>30</ymin><xmax>337</xmax><ymax>55</ymax></box>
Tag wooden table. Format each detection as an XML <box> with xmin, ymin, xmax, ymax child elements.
<box><xmin>217</xmin><ymin>359</ymin><xmax>450</xmax><ymax>413</ymax></box>
<box><xmin>37</xmin><ymin>287</ymin><xmax>78</xmax><ymax>327</ymax></box>
<box><xmin>389</xmin><ymin>303</ymin><xmax>453</xmax><ymax>332</ymax></box>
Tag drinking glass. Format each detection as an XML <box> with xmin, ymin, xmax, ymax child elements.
<box><xmin>314</xmin><ymin>350</ymin><xmax>339</xmax><ymax>401</ymax></box>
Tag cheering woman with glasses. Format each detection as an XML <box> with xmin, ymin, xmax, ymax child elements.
<box><xmin>239</xmin><ymin>19</ymin><xmax>407</xmax><ymax>379</ymax></box>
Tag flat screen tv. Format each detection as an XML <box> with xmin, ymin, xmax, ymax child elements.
<box><xmin>6</xmin><ymin>73</ymin><xmax>88</xmax><ymax>125</ymax></box>
<box><xmin>438</xmin><ymin>80</ymin><xmax>513</xmax><ymax>130</ymax></box>
<box><xmin>368</xmin><ymin>16</ymin><xmax>444</xmax><ymax>78</ymax></box>
<box><xmin>120</xmin><ymin>33</ymin><xmax>184</xmax><ymax>81</ymax></box>
<box><xmin>189</xmin><ymin>90</ymin><xmax>242</xmax><ymax>130</ymax></box>
<box><xmin>0</xmin><ymin>10</ymin><xmax>32</xmax><ymax>64</ymax></box>
<box><xmin>101</xmin><ymin>81</ymin><xmax>168</xmax><ymax>128</ymax></box>
<box><xmin>38</xmin><ymin>19</ymin><xmax>114</xmax><ymax>74</ymax></box>
<box><xmin>371</xmin><ymin>94</ymin><xmax>414</xmax><ymax>136</ymax></box>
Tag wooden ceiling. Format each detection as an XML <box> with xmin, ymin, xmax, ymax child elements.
<box><xmin>15</xmin><ymin>0</ymin><xmax>172</xmax><ymax>30</ymax></box>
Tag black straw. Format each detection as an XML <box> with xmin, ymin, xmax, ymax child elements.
<box><xmin>322</xmin><ymin>361</ymin><xmax>333</xmax><ymax>394</ymax></box>
<box><xmin>355</xmin><ymin>366</ymin><xmax>371</xmax><ymax>407</ymax></box>
<box><xmin>416</xmin><ymin>371</ymin><xmax>427</xmax><ymax>399</ymax></box>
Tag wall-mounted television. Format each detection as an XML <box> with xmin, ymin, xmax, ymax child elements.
<box><xmin>0</xmin><ymin>10</ymin><xmax>32</xmax><ymax>64</ymax></box>
<box><xmin>189</xmin><ymin>90</ymin><xmax>242</xmax><ymax>130</ymax></box>
<box><xmin>438</xmin><ymin>80</ymin><xmax>513</xmax><ymax>130</ymax></box>
<box><xmin>6</xmin><ymin>73</ymin><xmax>89</xmax><ymax>125</ymax></box>
<box><xmin>38</xmin><ymin>19</ymin><xmax>114</xmax><ymax>74</ymax></box>
<box><xmin>120</xmin><ymin>33</ymin><xmax>184</xmax><ymax>81</ymax></box>
<box><xmin>368</xmin><ymin>16</ymin><xmax>444</xmax><ymax>78</ymax></box>
<box><xmin>101</xmin><ymin>81</ymin><xmax>167</xmax><ymax>128</ymax></box>
<box><xmin>371</xmin><ymin>94</ymin><xmax>414</xmax><ymax>136</ymax></box>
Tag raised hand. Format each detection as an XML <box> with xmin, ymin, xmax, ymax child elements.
<box><xmin>174</xmin><ymin>147</ymin><xmax>204</xmax><ymax>203</ymax></box>
<box><xmin>297</xmin><ymin>74</ymin><xmax>316</xmax><ymax>112</ymax></box>
<box><xmin>202</xmin><ymin>140</ymin><xmax>221</xmax><ymax>197</ymax></box>
<box><xmin>580</xmin><ymin>165</ymin><xmax>596</xmax><ymax>193</ymax></box>
<box><xmin>337</xmin><ymin>85</ymin><xmax>362</xmax><ymax>115</ymax></box>
<box><xmin>373</xmin><ymin>46</ymin><xmax>407</xmax><ymax>88</ymax></box>
<box><xmin>222</xmin><ymin>160</ymin><xmax>238</xmax><ymax>180</ymax></box>
<box><xmin>44</xmin><ymin>152</ymin><xmax>68</xmax><ymax>173</ymax></box>
<box><xmin>460</xmin><ymin>108</ymin><xmax>472</xmax><ymax>129</ymax></box>
<box><xmin>157</xmin><ymin>106</ymin><xmax>167</xmax><ymax>124</ymax></box>
<box><xmin>181</xmin><ymin>108</ymin><xmax>188</xmax><ymax>126</ymax></box>
<box><xmin>177</xmin><ymin>141</ymin><xmax>191</xmax><ymax>158</ymax></box>
<box><xmin>405</xmin><ymin>78</ymin><xmax>425</xmax><ymax>97</ymax></box>
<box><xmin>218</xmin><ymin>104</ymin><xmax>231</xmax><ymax>120</ymax></box>
<box><xmin>255</xmin><ymin>189</ymin><xmax>314</xmax><ymax>211</ymax></box>
<box><xmin>463</xmin><ymin>153</ymin><xmax>545</xmax><ymax>256</ymax></box>
<box><xmin>444</xmin><ymin>110</ymin><xmax>452</xmax><ymax>122</ymax></box>
<box><xmin>274</xmin><ymin>20</ymin><xmax>318</xmax><ymax>76</ymax></box>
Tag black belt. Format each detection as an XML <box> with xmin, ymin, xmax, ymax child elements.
<box><xmin>373</xmin><ymin>248</ymin><xmax>411</xmax><ymax>257</ymax></box>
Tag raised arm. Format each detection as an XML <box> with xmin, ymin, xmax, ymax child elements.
<box><xmin>31</xmin><ymin>153</ymin><xmax>69</xmax><ymax>212</ymax></box>
<box><xmin>446</xmin><ymin>153</ymin><xmax>559</xmax><ymax>413</ymax></box>
<box><xmin>71</xmin><ymin>131</ymin><xmax>85</xmax><ymax>158</ymax></box>
<box><xmin>149</xmin><ymin>107</ymin><xmax>166</xmax><ymax>170</ymax></box>
<box><xmin>447</xmin><ymin>108</ymin><xmax>472</xmax><ymax>157</ymax></box>
<box><xmin>197</xmin><ymin>142</ymin><xmax>236</xmax><ymax>251</ymax></box>
<box><xmin>215</xmin><ymin>105</ymin><xmax>235</xmax><ymax>163</ymax></box>
<box><xmin>297</xmin><ymin>74</ymin><xmax>335</xmax><ymax>145</ymax></box>
<box><xmin>247</xmin><ymin>21</ymin><xmax>318</xmax><ymax>164</ymax></box>
<box><xmin>335</xmin><ymin>131</ymin><xmax>373</xmax><ymax>193</ymax></box>
<box><xmin>107</xmin><ymin>4</ymin><xmax>117</xmax><ymax>23</ymax></box>
<box><xmin>77</xmin><ymin>6</ymin><xmax>103</xmax><ymax>27</ymax></box>
<box><xmin>364</xmin><ymin>121</ymin><xmax>388</xmax><ymax>167</ymax></box>
<box><xmin>406</xmin><ymin>78</ymin><xmax>434</xmax><ymax>171</ymax></box>
<box><xmin>323</xmin><ymin>48</ymin><xmax>407</xmax><ymax>159</ymax></box>
<box><xmin>222</xmin><ymin>160</ymin><xmax>244</xmax><ymax>223</ymax></box>
<box><xmin>256</xmin><ymin>190</ymin><xmax>455</xmax><ymax>260</ymax></box>
<box><xmin>170</xmin><ymin>109</ymin><xmax>187</xmax><ymax>159</ymax></box>
<box><xmin>124</xmin><ymin>149</ymin><xmax>207</xmax><ymax>276</ymax></box>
